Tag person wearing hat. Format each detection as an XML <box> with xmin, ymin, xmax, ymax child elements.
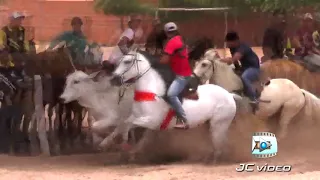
<box><xmin>221</xmin><ymin>31</ymin><xmax>260</xmax><ymax>106</ymax></box>
<box><xmin>261</xmin><ymin>9</ymin><xmax>287</xmax><ymax>62</ymax></box>
<box><xmin>0</xmin><ymin>12</ymin><xmax>30</xmax><ymax>68</ymax></box>
<box><xmin>48</xmin><ymin>16</ymin><xmax>88</xmax><ymax>60</ymax></box>
<box><xmin>159</xmin><ymin>22</ymin><xmax>192</xmax><ymax>129</ymax></box>
<box><xmin>103</xmin><ymin>14</ymin><xmax>142</xmax><ymax>72</ymax></box>
<box><xmin>145</xmin><ymin>19</ymin><xmax>167</xmax><ymax>55</ymax></box>
<box><xmin>0</xmin><ymin>11</ymin><xmax>31</xmax><ymax>85</ymax></box>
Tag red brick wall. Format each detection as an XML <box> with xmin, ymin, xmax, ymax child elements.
<box><xmin>1</xmin><ymin>0</ymin><xmax>313</xmax><ymax>47</ymax></box>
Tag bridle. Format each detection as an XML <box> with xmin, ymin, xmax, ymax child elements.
<box><xmin>116</xmin><ymin>52</ymin><xmax>151</xmax><ymax>85</ymax></box>
<box><xmin>115</xmin><ymin>52</ymin><xmax>151</xmax><ymax>104</ymax></box>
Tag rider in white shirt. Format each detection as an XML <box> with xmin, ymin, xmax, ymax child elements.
<box><xmin>103</xmin><ymin>14</ymin><xmax>142</xmax><ymax>72</ymax></box>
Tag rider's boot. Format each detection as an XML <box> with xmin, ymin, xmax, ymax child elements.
<box><xmin>175</xmin><ymin>115</ymin><xmax>189</xmax><ymax>129</ymax></box>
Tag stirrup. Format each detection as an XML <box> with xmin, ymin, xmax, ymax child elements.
<box><xmin>174</xmin><ymin>118</ymin><xmax>189</xmax><ymax>129</ymax></box>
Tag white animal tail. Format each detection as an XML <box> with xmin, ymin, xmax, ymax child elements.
<box><xmin>231</xmin><ymin>93</ymin><xmax>242</xmax><ymax>102</ymax></box>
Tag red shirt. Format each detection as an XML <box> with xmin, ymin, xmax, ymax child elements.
<box><xmin>164</xmin><ymin>35</ymin><xmax>192</xmax><ymax>76</ymax></box>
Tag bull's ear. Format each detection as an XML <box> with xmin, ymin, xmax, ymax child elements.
<box><xmin>88</xmin><ymin>71</ymin><xmax>101</xmax><ymax>81</ymax></box>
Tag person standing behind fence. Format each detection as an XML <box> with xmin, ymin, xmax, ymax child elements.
<box><xmin>102</xmin><ymin>14</ymin><xmax>142</xmax><ymax>73</ymax></box>
<box><xmin>261</xmin><ymin>9</ymin><xmax>286</xmax><ymax>63</ymax></box>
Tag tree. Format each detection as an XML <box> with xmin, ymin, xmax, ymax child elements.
<box><xmin>94</xmin><ymin>0</ymin><xmax>320</xmax><ymax>25</ymax></box>
<box><xmin>94</xmin><ymin>0</ymin><xmax>154</xmax><ymax>30</ymax></box>
<box><xmin>175</xmin><ymin>0</ymin><xmax>320</xmax><ymax>13</ymax></box>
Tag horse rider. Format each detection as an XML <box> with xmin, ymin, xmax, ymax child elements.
<box><xmin>221</xmin><ymin>31</ymin><xmax>260</xmax><ymax>106</ymax></box>
<box><xmin>145</xmin><ymin>18</ymin><xmax>167</xmax><ymax>56</ymax></box>
<box><xmin>102</xmin><ymin>14</ymin><xmax>142</xmax><ymax>73</ymax></box>
<box><xmin>160</xmin><ymin>22</ymin><xmax>192</xmax><ymax>129</ymax></box>
<box><xmin>292</xmin><ymin>13</ymin><xmax>320</xmax><ymax>68</ymax></box>
<box><xmin>48</xmin><ymin>16</ymin><xmax>88</xmax><ymax>61</ymax></box>
<box><xmin>261</xmin><ymin>9</ymin><xmax>286</xmax><ymax>63</ymax></box>
<box><xmin>0</xmin><ymin>11</ymin><xmax>31</xmax><ymax>85</ymax></box>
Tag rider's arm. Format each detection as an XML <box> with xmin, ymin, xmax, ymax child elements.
<box><xmin>118</xmin><ymin>29</ymin><xmax>135</xmax><ymax>54</ymax></box>
<box><xmin>48</xmin><ymin>33</ymin><xmax>68</xmax><ymax>49</ymax></box>
<box><xmin>220</xmin><ymin>52</ymin><xmax>243</xmax><ymax>65</ymax></box>
<box><xmin>117</xmin><ymin>36</ymin><xmax>130</xmax><ymax>54</ymax></box>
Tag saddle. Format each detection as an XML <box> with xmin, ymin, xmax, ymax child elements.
<box><xmin>139</xmin><ymin>51</ymin><xmax>200</xmax><ymax>102</ymax></box>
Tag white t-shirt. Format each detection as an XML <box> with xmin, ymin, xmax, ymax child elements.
<box><xmin>107</xmin><ymin>28</ymin><xmax>135</xmax><ymax>64</ymax></box>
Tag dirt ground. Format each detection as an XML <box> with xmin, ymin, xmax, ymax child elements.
<box><xmin>0</xmin><ymin>112</ymin><xmax>319</xmax><ymax>180</ymax></box>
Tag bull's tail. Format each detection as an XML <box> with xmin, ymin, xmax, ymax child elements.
<box><xmin>231</xmin><ymin>93</ymin><xmax>242</xmax><ymax>102</ymax></box>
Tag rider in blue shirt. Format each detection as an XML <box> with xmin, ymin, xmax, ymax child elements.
<box><xmin>220</xmin><ymin>31</ymin><xmax>260</xmax><ymax>105</ymax></box>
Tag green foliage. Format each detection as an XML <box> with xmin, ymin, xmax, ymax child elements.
<box><xmin>94</xmin><ymin>0</ymin><xmax>320</xmax><ymax>21</ymax></box>
<box><xmin>94</xmin><ymin>0</ymin><xmax>155</xmax><ymax>16</ymax></box>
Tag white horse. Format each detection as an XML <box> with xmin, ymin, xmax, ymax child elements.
<box><xmin>107</xmin><ymin>50</ymin><xmax>242</xmax><ymax>162</ymax></box>
<box><xmin>254</xmin><ymin>78</ymin><xmax>306</xmax><ymax>140</ymax></box>
<box><xmin>193</xmin><ymin>49</ymin><xmax>243</xmax><ymax>92</ymax></box>
<box><xmin>59</xmin><ymin>70</ymin><xmax>134</xmax><ymax>148</ymax></box>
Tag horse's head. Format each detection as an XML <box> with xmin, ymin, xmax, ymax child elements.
<box><xmin>193</xmin><ymin>49</ymin><xmax>221</xmax><ymax>84</ymax></box>
<box><xmin>110</xmin><ymin>50</ymin><xmax>150</xmax><ymax>86</ymax></box>
<box><xmin>84</xmin><ymin>43</ymin><xmax>103</xmax><ymax>65</ymax></box>
<box><xmin>60</xmin><ymin>70</ymin><xmax>109</xmax><ymax>103</ymax></box>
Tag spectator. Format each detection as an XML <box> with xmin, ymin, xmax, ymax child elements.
<box><xmin>261</xmin><ymin>9</ymin><xmax>286</xmax><ymax>62</ymax></box>
<box><xmin>293</xmin><ymin>13</ymin><xmax>320</xmax><ymax>69</ymax></box>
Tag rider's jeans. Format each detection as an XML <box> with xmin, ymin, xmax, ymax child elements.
<box><xmin>241</xmin><ymin>67</ymin><xmax>260</xmax><ymax>101</ymax></box>
<box><xmin>167</xmin><ymin>75</ymin><xmax>189</xmax><ymax>120</ymax></box>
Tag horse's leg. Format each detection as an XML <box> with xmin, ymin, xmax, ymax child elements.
<box><xmin>85</xmin><ymin>110</ymin><xmax>94</xmax><ymax>148</ymax></box>
<box><xmin>207</xmin><ymin>113</ymin><xmax>235</xmax><ymax>164</ymax></box>
<box><xmin>127</xmin><ymin>129</ymin><xmax>155</xmax><ymax>163</ymax></box>
<box><xmin>52</xmin><ymin>103</ymin><xmax>61</xmax><ymax>155</ymax></box>
<box><xmin>58</xmin><ymin>103</ymin><xmax>67</xmax><ymax>154</ymax></box>
<box><xmin>277</xmin><ymin>98</ymin><xmax>305</xmax><ymax>141</ymax></box>
<box><xmin>9</xmin><ymin>106</ymin><xmax>22</xmax><ymax>155</ymax></box>
<box><xmin>65</xmin><ymin>103</ymin><xmax>75</xmax><ymax>153</ymax></box>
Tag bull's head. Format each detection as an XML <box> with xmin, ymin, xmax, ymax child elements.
<box><xmin>60</xmin><ymin>70</ymin><xmax>109</xmax><ymax>103</ymax></box>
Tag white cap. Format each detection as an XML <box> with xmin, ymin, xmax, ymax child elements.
<box><xmin>303</xmin><ymin>13</ymin><xmax>313</xmax><ymax>20</ymax></box>
<box><xmin>164</xmin><ymin>22</ymin><xmax>178</xmax><ymax>32</ymax></box>
<box><xmin>10</xmin><ymin>11</ymin><xmax>25</xmax><ymax>19</ymax></box>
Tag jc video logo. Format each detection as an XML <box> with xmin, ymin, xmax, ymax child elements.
<box><xmin>252</xmin><ymin>132</ymin><xmax>278</xmax><ymax>158</ymax></box>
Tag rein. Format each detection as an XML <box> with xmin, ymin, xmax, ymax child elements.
<box><xmin>116</xmin><ymin>52</ymin><xmax>151</xmax><ymax>104</ymax></box>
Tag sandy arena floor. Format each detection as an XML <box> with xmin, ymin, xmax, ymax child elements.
<box><xmin>0</xmin><ymin>118</ymin><xmax>319</xmax><ymax>180</ymax></box>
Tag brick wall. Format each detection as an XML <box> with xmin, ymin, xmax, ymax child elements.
<box><xmin>1</xmin><ymin>0</ymin><xmax>314</xmax><ymax>47</ymax></box>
